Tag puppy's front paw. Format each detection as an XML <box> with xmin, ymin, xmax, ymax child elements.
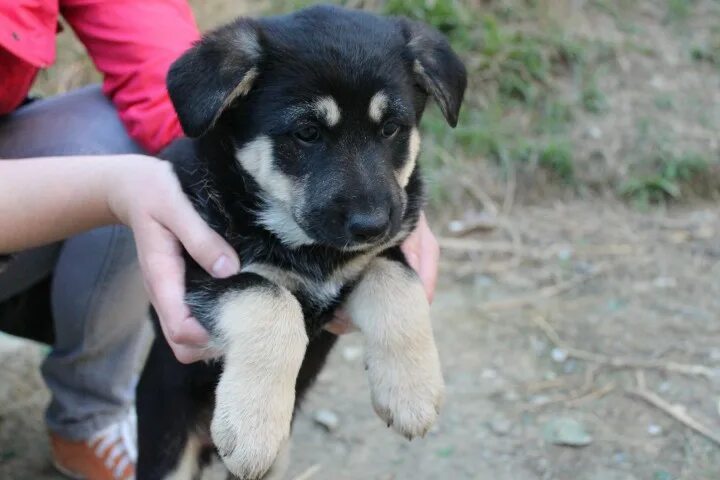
<box><xmin>366</xmin><ymin>339</ymin><xmax>445</xmax><ymax>440</ymax></box>
<box><xmin>211</xmin><ymin>375</ymin><xmax>291</xmax><ymax>480</ymax></box>
<box><xmin>206</xmin><ymin>283</ymin><xmax>307</xmax><ymax>479</ymax></box>
<box><xmin>344</xmin><ymin>257</ymin><xmax>445</xmax><ymax>440</ymax></box>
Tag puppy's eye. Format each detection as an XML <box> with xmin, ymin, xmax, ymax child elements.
<box><xmin>381</xmin><ymin>121</ymin><xmax>400</xmax><ymax>138</ymax></box>
<box><xmin>294</xmin><ymin>126</ymin><xmax>320</xmax><ymax>144</ymax></box>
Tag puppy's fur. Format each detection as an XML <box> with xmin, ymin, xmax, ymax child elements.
<box><xmin>136</xmin><ymin>5</ymin><xmax>466</xmax><ymax>479</ymax></box>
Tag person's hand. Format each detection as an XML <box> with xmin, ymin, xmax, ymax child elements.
<box><xmin>325</xmin><ymin>212</ymin><xmax>440</xmax><ymax>335</ymax></box>
<box><xmin>106</xmin><ymin>155</ymin><xmax>240</xmax><ymax>363</ymax></box>
<box><xmin>399</xmin><ymin>212</ymin><xmax>440</xmax><ymax>303</ymax></box>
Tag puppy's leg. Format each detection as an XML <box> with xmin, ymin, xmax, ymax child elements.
<box><xmin>344</xmin><ymin>255</ymin><xmax>444</xmax><ymax>439</ymax></box>
<box><xmin>162</xmin><ymin>435</ymin><xmax>202</xmax><ymax>480</ymax></box>
<box><xmin>189</xmin><ymin>273</ymin><xmax>307</xmax><ymax>480</ymax></box>
<box><xmin>137</xmin><ymin>326</ymin><xmax>207</xmax><ymax>480</ymax></box>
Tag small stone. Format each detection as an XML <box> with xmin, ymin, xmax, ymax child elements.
<box><xmin>480</xmin><ymin>368</ymin><xmax>498</xmax><ymax>380</ymax></box>
<box><xmin>313</xmin><ymin>409</ymin><xmax>340</xmax><ymax>432</ymax></box>
<box><xmin>586</xmin><ymin>126</ymin><xmax>603</xmax><ymax>139</ymax></box>
<box><xmin>542</xmin><ymin>417</ymin><xmax>593</xmax><ymax>447</ymax></box>
<box><xmin>341</xmin><ymin>345</ymin><xmax>363</xmax><ymax>362</ymax></box>
<box><xmin>447</xmin><ymin>212</ymin><xmax>498</xmax><ymax>234</ymax></box>
<box><xmin>503</xmin><ymin>391</ymin><xmax>520</xmax><ymax>402</ymax></box>
<box><xmin>556</xmin><ymin>246</ymin><xmax>574</xmax><ymax>261</ymax></box>
<box><xmin>653</xmin><ymin>276</ymin><xmax>677</xmax><ymax>289</ymax></box>
<box><xmin>650</xmin><ymin>75</ymin><xmax>665</xmax><ymax>89</ymax></box>
<box><xmin>647</xmin><ymin>423</ymin><xmax>662</xmax><ymax>436</ymax></box>
<box><xmin>489</xmin><ymin>416</ymin><xmax>513</xmax><ymax>436</ymax></box>
<box><xmin>448</xmin><ymin>220</ymin><xmax>465</xmax><ymax>232</ymax></box>
<box><xmin>551</xmin><ymin>348</ymin><xmax>568</xmax><ymax>363</ymax></box>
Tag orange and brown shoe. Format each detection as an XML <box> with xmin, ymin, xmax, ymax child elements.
<box><xmin>50</xmin><ymin>414</ymin><xmax>137</xmax><ymax>480</ymax></box>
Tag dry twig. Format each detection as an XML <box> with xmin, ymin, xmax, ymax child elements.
<box><xmin>458</xmin><ymin>176</ymin><xmax>499</xmax><ymax>217</ymax></box>
<box><xmin>565</xmin><ymin>383</ymin><xmax>616</xmax><ymax>407</ymax></box>
<box><xmin>626</xmin><ymin>387</ymin><xmax>720</xmax><ymax>447</ymax></box>
<box><xmin>293</xmin><ymin>464</ymin><xmax>322</xmax><ymax>480</ymax></box>
<box><xmin>531</xmin><ymin>315</ymin><xmax>717</xmax><ymax>379</ymax></box>
<box><xmin>523</xmin><ymin>377</ymin><xmax>573</xmax><ymax>393</ymax></box>
<box><xmin>521</xmin><ymin>382</ymin><xmax>615</xmax><ymax>411</ymax></box>
<box><xmin>438</xmin><ymin>237</ymin><xmax>644</xmax><ymax>260</ymax></box>
<box><xmin>480</xmin><ymin>268</ymin><xmax>603</xmax><ymax>311</ymax></box>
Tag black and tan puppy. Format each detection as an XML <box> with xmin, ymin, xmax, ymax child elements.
<box><xmin>136</xmin><ymin>5</ymin><xmax>466</xmax><ymax>479</ymax></box>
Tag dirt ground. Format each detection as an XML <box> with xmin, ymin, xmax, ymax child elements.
<box><xmin>2</xmin><ymin>201</ymin><xmax>720</xmax><ymax>479</ymax></box>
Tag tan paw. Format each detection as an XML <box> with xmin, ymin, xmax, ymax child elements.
<box><xmin>211</xmin><ymin>375</ymin><xmax>291</xmax><ymax>480</ymax></box>
<box><xmin>367</xmin><ymin>343</ymin><xmax>444</xmax><ymax>440</ymax></box>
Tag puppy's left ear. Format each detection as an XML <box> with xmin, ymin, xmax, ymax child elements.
<box><xmin>167</xmin><ymin>19</ymin><xmax>263</xmax><ymax>137</ymax></box>
<box><xmin>398</xmin><ymin>19</ymin><xmax>467</xmax><ymax>127</ymax></box>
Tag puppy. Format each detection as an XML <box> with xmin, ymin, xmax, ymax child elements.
<box><xmin>136</xmin><ymin>5</ymin><xmax>467</xmax><ymax>480</ymax></box>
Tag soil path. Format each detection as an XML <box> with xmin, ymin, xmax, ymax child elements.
<box><xmin>1</xmin><ymin>202</ymin><xmax>719</xmax><ymax>479</ymax></box>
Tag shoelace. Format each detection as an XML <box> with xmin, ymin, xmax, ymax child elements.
<box><xmin>88</xmin><ymin>410</ymin><xmax>137</xmax><ymax>479</ymax></box>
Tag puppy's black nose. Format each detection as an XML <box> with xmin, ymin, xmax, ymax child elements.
<box><xmin>347</xmin><ymin>210</ymin><xmax>390</xmax><ymax>242</ymax></box>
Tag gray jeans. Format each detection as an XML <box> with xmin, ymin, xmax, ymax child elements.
<box><xmin>0</xmin><ymin>85</ymin><xmax>153</xmax><ymax>440</ymax></box>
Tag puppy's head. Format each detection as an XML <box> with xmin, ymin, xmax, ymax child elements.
<box><xmin>168</xmin><ymin>5</ymin><xmax>467</xmax><ymax>249</ymax></box>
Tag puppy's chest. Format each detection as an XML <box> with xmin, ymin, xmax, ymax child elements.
<box><xmin>241</xmin><ymin>254</ymin><xmax>375</xmax><ymax>313</ymax></box>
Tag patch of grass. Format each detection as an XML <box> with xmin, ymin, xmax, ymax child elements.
<box><xmin>538</xmin><ymin>141</ymin><xmax>574</xmax><ymax>183</ymax></box>
<box><xmin>691</xmin><ymin>28</ymin><xmax>720</xmax><ymax>67</ymax></box>
<box><xmin>665</xmin><ymin>0</ymin><xmax>694</xmax><ymax>23</ymax></box>
<box><xmin>341</xmin><ymin>2</ymin><xmax>598</xmax><ymax>199</ymax></box>
<box><xmin>384</xmin><ymin>0</ymin><xmax>472</xmax><ymax>43</ymax></box>
<box><xmin>590</xmin><ymin>0</ymin><xmax>640</xmax><ymax>33</ymax></box>
<box><xmin>621</xmin><ymin>151</ymin><xmax>710</xmax><ymax>204</ymax></box>
<box><xmin>478</xmin><ymin>15</ymin><xmax>586</xmax><ymax>105</ymax></box>
<box><xmin>691</xmin><ymin>45</ymin><xmax>719</xmax><ymax>65</ymax></box>
<box><xmin>536</xmin><ymin>99</ymin><xmax>574</xmax><ymax>135</ymax></box>
<box><xmin>581</xmin><ymin>73</ymin><xmax>608</xmax><ymax>114</ymax></box>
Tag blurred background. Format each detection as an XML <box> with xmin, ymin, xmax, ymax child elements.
<box><xmin>2</xmin><ymin>0</ymin><xmax>720</xmax><ymax>478</ymax></box>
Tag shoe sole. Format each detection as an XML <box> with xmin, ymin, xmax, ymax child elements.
<box><xmin>52</xmin><ymin>460</ymin><xmax>86</xmax><ymax>480</ymax></box>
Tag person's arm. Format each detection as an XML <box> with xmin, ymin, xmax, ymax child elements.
<box><xmin>0</xmin><ymin>154</ymin><xmax>440</xmax><ymax>354</ymax></box>
<box><xmin>0</xmin><ymin>154</ymin><xmax>240</xmax><ymax>362</ymax></box>
<box><xmin>60</xmin><ymin>0</ymin><xmax>200</xmax><ymax>153</ymax></box>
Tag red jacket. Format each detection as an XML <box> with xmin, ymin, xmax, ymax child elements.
<box><xmin>0</xmin><ymin>0</ymin><xmax>201</xmax><ymax>153</ymax></box>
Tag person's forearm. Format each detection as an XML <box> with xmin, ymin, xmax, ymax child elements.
<box><xmin>0</xmin><ymin>156</ymin><xmax>121</xmax><ymax>253</ymax></box>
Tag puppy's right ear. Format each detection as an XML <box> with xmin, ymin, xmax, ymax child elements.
<box><xmin>168</xmin><ymin>19</ymin><xmax>262</xmax><ymax>137</ymax></box>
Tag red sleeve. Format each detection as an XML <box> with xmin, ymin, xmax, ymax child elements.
<box><xmin>60</xmin><ymin>0</ymin><xmax>200</xmax><ymax>153</ymax></box>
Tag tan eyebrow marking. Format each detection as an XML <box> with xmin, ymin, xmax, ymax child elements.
<box><xmin>368</xmin><ymin>90</ymin><xmax>389</xmax><ymax>123</ymax></box>
<box><xmin>313</xmin><ymin>96</ymin><xmax>341</xmax><ymax>127</ymax></box>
